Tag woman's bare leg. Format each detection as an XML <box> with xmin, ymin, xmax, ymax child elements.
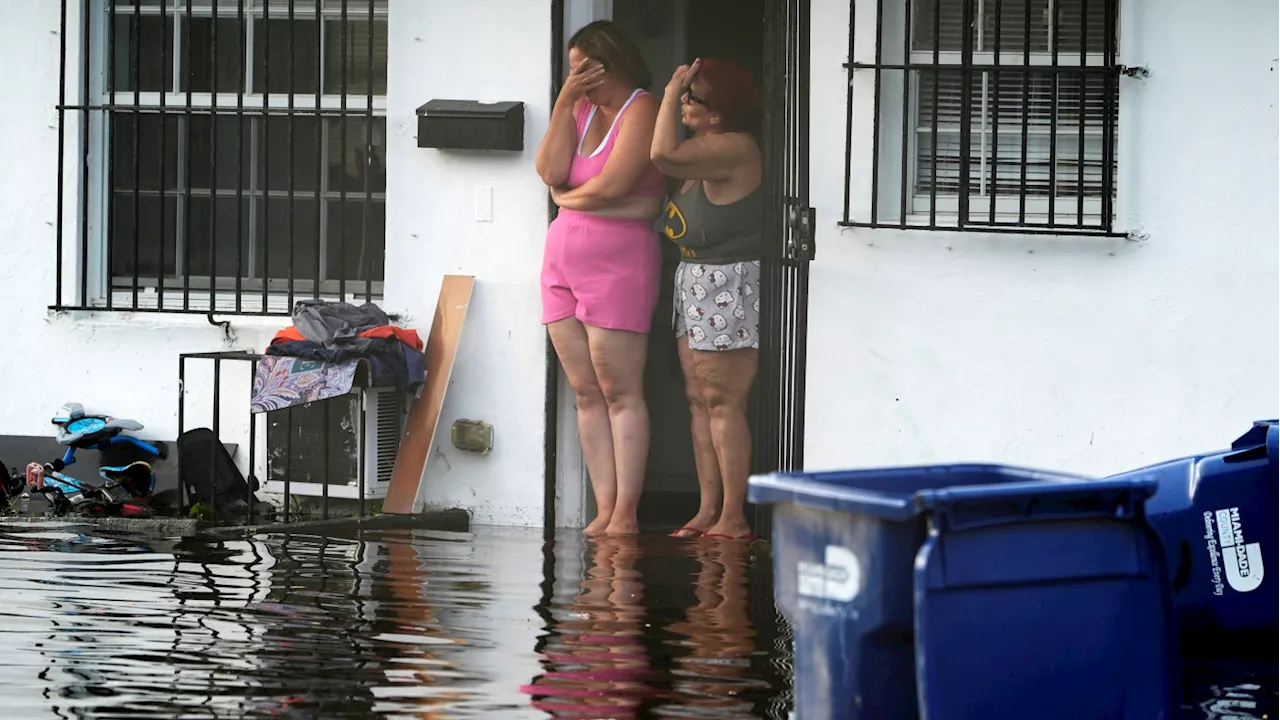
<box><xmin>672</xmin><ymin>340</ymin><xmax>722</xmax><ymax>537</ymax></box>
<box><xmin>694</xmin><ymin>348</ymin><xmax>758</xmax><ymax>539</ymax></box>
<box><xmin>585</xmin><ymin>325</ymin><xmax>651</xmax><ymax>536</ymax></box>
<box><xmin>548</xmin><ymin>318</ymin><xmax>617</xmax><ymax>535</ymax></box>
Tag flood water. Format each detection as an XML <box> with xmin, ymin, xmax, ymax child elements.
<box><xmin>0</xmin><ymin>522</ymin><xmax>1272</xmax><ymax>719</ymax></box>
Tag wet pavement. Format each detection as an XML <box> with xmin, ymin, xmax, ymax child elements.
<box><xmin>0</xmin><ymin>522</ymin><xmax>1271</xmax><ymax>719</ymax></box>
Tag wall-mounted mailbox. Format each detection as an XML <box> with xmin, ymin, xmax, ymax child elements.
<box><xmin>416</xmin><ymin>100</ymin><xmax>524</xmax><ymax>152</ymax></box>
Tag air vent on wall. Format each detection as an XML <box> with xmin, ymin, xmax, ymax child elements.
<box><xmin>373</xmin><ymin>389</ymin><xmax>404</xmax><ymax>484</ymax></box>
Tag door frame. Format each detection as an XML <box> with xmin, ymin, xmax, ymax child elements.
<box><xmin>546</xmin><ymin>0</ymin><xmax>610</xmax><ymax>532</ymax></box>
<box><xmin>751</xmin><ymin>0</ymin><xmax>816</xmax><ymax>475</ymax></box>
<box><xmin>543</xmin><ymin>0</ymin><xmax>814</xmax><ymax>532</ymax></box>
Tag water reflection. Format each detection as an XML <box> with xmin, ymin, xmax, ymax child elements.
<box><xmin>661</xmin><ymin>539</ymin><xmax>771</xmax><ymax>718</ymax></box>
<box><xmin>0</xmin><ymin>524</ymin><xmax>790</xmax><ymax>718</ymax></box>
<box><xmin>0</xmin><ymin>522</ymin><xmax>1270</xmax><ymax>719</ymax></box>
<box><xmin>525</xmin><ymin>535</ymin><xmax>791</xmax><ymax>719</ymax></box>
<box><xmin>1183</xmin><ymin>660</ymin><xmax>1279</xmax><ymax>720</ymax></box>
<box><xmin>524</xmin><ymin>537</ymin><xmax>660</xmax><ymax>716</ymax></box>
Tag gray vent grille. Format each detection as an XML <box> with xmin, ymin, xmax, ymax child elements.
<box><xmin>374</xmin><ymin>391</ymin><xmax>405</xmax><ymax>484</ymax></box>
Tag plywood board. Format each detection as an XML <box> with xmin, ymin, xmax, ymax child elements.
<box><xmin>383</xmin><ymin>275</ymin><xmax>475</xmax><ymax>514</ymax></box>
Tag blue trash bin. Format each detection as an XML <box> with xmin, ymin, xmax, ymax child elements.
<box><xmin>911</xmin><ymin>478</ymin><xmax>1180</xmax><ymax>720</ymax></box>
<box><xmin>749</xmin><ymin>464</ymin><xmax>1180</xmax><ymax>720</ymax></box>
<box><xmin>1104</xmin><ymin>419</ymin><xmax>1278</xmax><ymax>658</ymax></box>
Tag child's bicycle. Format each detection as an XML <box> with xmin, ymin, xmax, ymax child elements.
<box><xmin>2</xmin><ymin>403</ymin><xmax>167</xmax><ymax>517</ymax></box>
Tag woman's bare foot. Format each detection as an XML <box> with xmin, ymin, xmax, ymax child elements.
<box><xmin>603</xmin><ymin>516</ymin><xmax>640</xmax><ymax>536</ymax></box>
<box><xmin>584</xmin><ymin>514</ymin><xmax>613</xmax><ymax>536</ymax></box>
<box><xmin>670</xmin><ymin>510</ymin><xmax>719</xmax><ymax>538</ymax></box>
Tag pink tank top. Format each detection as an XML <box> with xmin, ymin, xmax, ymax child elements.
<box><xmin>567</xmin><ymin>89</ymin><xmax>666</xmax><ymax>197</ymax></box>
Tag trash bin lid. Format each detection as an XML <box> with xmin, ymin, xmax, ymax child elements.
<box><xmin>748</xmin><ymin>463</ymin><xmax>1092</xmax><ymax>522</ymax></box>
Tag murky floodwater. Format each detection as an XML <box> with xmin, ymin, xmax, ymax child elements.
<box><xmin>0</xmin><ymin>522</ymin><xmax>1271</xmax><ymax>719</ymax></box>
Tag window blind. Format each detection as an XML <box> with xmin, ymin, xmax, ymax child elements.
<box><xmin>910</xmin><ymin>0</ymin><xmax>1116</xmax><ymax>207</ymax></box>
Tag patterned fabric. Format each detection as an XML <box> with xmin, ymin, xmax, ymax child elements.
<box><xmin>250</xmin><ymin>355</ymin><xmax>362</xmax><ymax>414</ymax></box>
<box><xmin>673</xmin><ymin>260</ymin><xmax>761</xmax><ymax>351</ymax></box>
<box><xmin>266</xmin><ymin>338</ymin><xmax>425</xmax><ymax>390</ymax></box>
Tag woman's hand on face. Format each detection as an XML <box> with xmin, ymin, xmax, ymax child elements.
<box><xmin>665</xmin><ymin>59</ymin><xmax>701</xmax><ymax>98</ymax></box>
<box><xmin>560</xmin><ymin>57</ymin><xmax>606</xmax><ymax>103</ymax></box>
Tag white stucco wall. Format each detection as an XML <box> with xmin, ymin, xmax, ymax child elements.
<box><xmin>384</xmin><ymin>0</ymin><xmax>550</xmax><ymax>526</ymax></box>
<box><xmin>0</xmin><ymin>0</ymin><xmax>551</xmax><ymax>527</ymax></box>
<box><xmin>805</xmin><ymin>0</ymin><xmax>1280</xmax><ymax>475</ymax></box>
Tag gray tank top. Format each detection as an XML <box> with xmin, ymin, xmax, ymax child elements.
<box><xmin>660</xmin><ymin>180</ymin><xmax>763</xmax><ymax>265</ymax></box>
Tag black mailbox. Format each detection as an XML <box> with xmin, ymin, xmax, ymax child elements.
<box><xmin>416</xmin><ymin>99</ymin><xmax>524</xmax><ymax>152</ymax></box>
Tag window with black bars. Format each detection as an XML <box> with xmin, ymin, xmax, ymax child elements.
<box><xmin>840</xmin><ymin>0</ymin><xmax>1122</xmax><ymax>235</ymax></box>
<box><xmin>54</xmin><ymin>0</ymin><xmax>388</xmax><ymax>315</ymax></box>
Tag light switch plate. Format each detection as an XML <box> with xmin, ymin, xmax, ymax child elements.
<box><xmin>475</xmin><ymin>185</ymin><xmax>493</xmax><ymax>223</ymax></box>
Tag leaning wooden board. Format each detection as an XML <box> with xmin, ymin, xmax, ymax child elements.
<box><xmin>383</xmin><ymin>275</ymin><xmax>475</xmax><ymax>514</ymax></box>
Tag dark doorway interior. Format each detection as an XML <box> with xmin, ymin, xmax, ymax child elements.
<box><xmin>605</xmin><ymin>0</ymin><xmax>769</xmax><ymax>533</ymax></box>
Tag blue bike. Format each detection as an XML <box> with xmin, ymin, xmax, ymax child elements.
<box><xmin>4</xmin><ymin>403</ymin><xmax>167</xmax><ymax>517</ymax></box>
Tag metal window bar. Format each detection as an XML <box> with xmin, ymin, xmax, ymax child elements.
<box><xmin>183</xmin><ymin>0</ymin><xmax>193</xmax><ymax>309</ymax></box>
<box><xmin>78</xmin><ymin>0</ymin><xmax>91</xmax><ymax>308</ymax></box>
<box><xmin>106</xmin><ymin>0</ymin><xmax>117</xmax><ymax>309</ymax></box>
<box><xmin>236</xmin><ymin>0</ymin><xmax>246</xmax><ymax>311</ymax></box>
<box><xmin>312</xmin><ymin>0</ymin><xmax>322</xmax><ymax>303</ymax></box>
<box><xmin>208</xmin><ymin>0</ymin><xmax>220</xmax><ymax>314</ymax></box>
<box><xmin>53</xmin><ymin>0</ymin><xmax>390</xmax><ymax>316</ymax></box>
<box><xmin>131</xmin><ymin>0</ymin><xmax>142</xmax><ymax>309</ymax></box>
<box><xmin>55</xmin><ymin>0</ymin><xmax>69</xmax><ymax>309</ymax></box>
<box><xmin>957</xmin><ymin>0</ymin><xmax>973</xmax><ymax>227</ymax></box>
<box><xmin>338</xmin><ymin>0</ymin><xmax>348</xmax><ymax>302</ymax></box>
<box><xmin>287</xmin><ymin>0</ymin><xmax>296</xmax><ymax>309</ymax></box>
<box><xmin>929</xmin><ymin>0</ymin><xmax>940</xmax><ymax>227</ymax></box>
<box><xmin>840</xmin><ymin>0</ymin><xmax>1123</xmax><ymax>236</ymax></box>
<box><xmin>1076</xmin><ymin>0</ymin><xmax>1086</xmax><ymax>225</ymax></box>
<box><xmin>1018</xmin><ymin>0</ymin><xmax>1031</xmax><ymax>222</ymax></box>
<box><xmin>1047</xmin><ymin>0</ymin><xmax>1060</xmax><ymax>225</ymax></box>
<box><xmin>262</xmin><ymin>0</ymin><xmax>273</xmax><ymax>313</ymax></box>
<box><xmin>1101</xmin><ymin>0</ymin><xmax>1117</xmax><ymax>224</ymax></box>
<box><xmin>988</xmin><ymin>0</ymin><xmax>1002</xmax><ymax>225</ymax></box>
<box><xmin>159</xmin><ymin>0</ymin><xmax>175</xmax><ymax>308</ymax></box>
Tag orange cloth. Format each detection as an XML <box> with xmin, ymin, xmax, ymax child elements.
<box><xmin>270</xmin><ymin>325</ymin><xmax>423</xmax><ymax>352</ymax></box>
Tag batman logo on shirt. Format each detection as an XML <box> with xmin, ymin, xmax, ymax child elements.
<box><xmin>663</xmin><ymin>201</ymin><xmax>687</xmax><ymax>240</ymax></box>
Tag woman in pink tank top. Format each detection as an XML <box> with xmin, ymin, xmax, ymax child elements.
<box><xmin>535</xmin><ymin>21</ymin><xmax>666</xmax><ymax>536</ymax></box>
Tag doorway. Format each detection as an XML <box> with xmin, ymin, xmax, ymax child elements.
<box><xmin>611</xmin><ymin>0</ymin><xmax>768</xmax><ymax>531</ymax></box>
<box><xmin>548</xmin><ymin>0</ymin><xmax>811</xmax><ymax>536</ymax></box>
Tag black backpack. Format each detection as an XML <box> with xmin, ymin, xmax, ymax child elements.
<box><xmin>177</xmin><ymin>428</ymin><xmax>273</xmax><ymax>520</ymax></box>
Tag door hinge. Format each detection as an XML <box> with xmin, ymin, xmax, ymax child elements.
<box><xmin>788</xmin><ymin>206</ymin><xmax>816</xmax><ymax>262</ymax></box>
<box><xmin>1120</xmin><ymin>64</ymin><xmax>1151</xmax><ymax>79</ymax></box>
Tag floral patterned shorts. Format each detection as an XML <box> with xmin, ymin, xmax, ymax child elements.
<box><xmin>672</xmin><ymin>260</ymin><xmax>761</xmax><ymax>351</ymax></box>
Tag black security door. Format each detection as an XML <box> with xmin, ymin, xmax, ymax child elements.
<box><xmin>753</xmin><ymin>0</ymin><xmax>816</xmax><ymax>486</ymax></box>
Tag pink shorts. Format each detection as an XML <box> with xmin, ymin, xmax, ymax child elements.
<box><xmin>540</xmin><ymin>210</ymin><xmax>660</xmax><ymax>334</ymax></box>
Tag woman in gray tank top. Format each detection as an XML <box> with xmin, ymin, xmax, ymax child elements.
<box><xmin>650</xmin><ymin>58</ymin><xmax>763</xmax><ymax>541</ymax></box>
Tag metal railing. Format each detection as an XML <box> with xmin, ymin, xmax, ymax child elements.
<box><xmin>178</xmin><ymin>350</ymin><xmax>375</xmax><ymax>525</ymax></box>
<box><xmin>839</xmin><ymin>0</ymin><xmax>1123</xmax><ymax>236</ymax></box>
<box><xmin>54</xmin><ymin>0</ymin><xmax>388</xmax><ymax>315</ymax></box>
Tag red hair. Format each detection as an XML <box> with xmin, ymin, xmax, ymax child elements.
<box><xmin>696</xmin><ymin>58</ymin><xmax>762</xmax><ymax>136</ymax></box>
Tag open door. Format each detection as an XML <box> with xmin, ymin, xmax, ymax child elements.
<box><xmin>752</xmin><ymin>0</ymin><xmax>815</xmax><ymax>524</ymax></box>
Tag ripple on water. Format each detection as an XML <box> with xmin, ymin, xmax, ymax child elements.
<box><xmin>0</xmin><ymin>523</ymin><xmax>1270</xmax><ymax>719</ymax></box>
<box><xmin>0</xmin><ymin>524</ymin><xmax>789</xmax><ymax>719</ymax></box>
